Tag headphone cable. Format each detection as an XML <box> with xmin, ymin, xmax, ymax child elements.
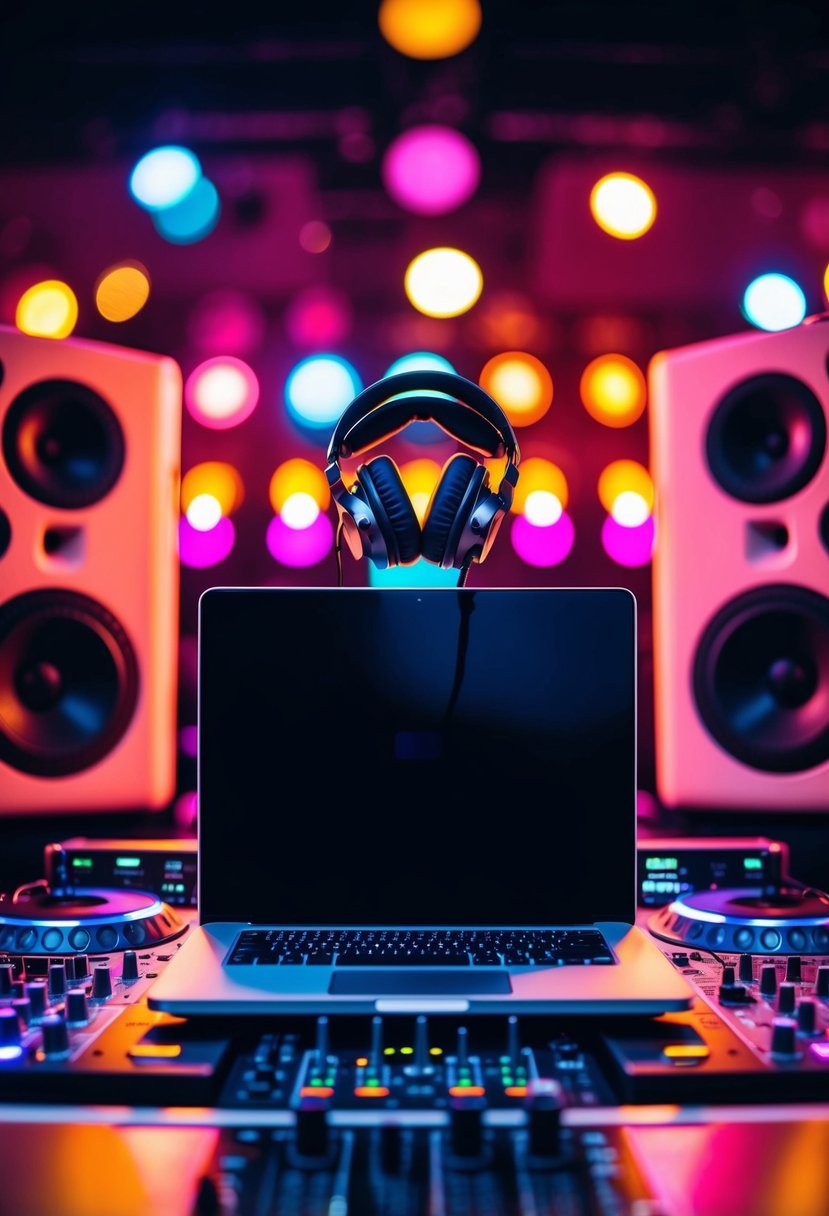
<box><xmin>334</xmin><ymin>517</ymin><xmax>345</xmax><ymax>587</ymax></box>
<box><xmin>456</xmin><ymin>548</ymin><xmax>477</xmax><ymax>588</ymax></box>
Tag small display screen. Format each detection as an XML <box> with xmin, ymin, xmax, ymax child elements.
<box><xmin>198</xmin><ymin>587</ymin><xmax>636</xmax><ymax>927</ymax></box>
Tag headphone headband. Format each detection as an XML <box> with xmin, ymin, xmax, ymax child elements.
<box><xmin>326</xmin><ymin>370</ymin><xmax>520</xmax><ymax>468</ymax></box>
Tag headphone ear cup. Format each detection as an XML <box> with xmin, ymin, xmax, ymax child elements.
<box><xmin>421</xmin><ymin>453</ymin><xmax>481</xmax><ymax>567</ymax></box>
<box><xmin>357</xmin><ymin>455</ymin><xmax>421</xmax><ymax>566</ymax></box>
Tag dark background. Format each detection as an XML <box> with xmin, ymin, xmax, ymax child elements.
<box><xmin>1</xmin><ymin>2</ymin><xmax>829</xmax><ymax>891</ymax></box>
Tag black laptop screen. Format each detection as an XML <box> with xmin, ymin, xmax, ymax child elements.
<box><xmin>198</xmin><ymin>587</ymin><xmax>636</xmax><ymax>927</ymax></box>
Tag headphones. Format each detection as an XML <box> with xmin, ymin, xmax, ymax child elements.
<box><xmin>325</xmin><ymin>369</ymin><xmax>520</xmax><ymax>576</ymax></box>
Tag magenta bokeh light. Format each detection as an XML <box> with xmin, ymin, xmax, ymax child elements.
<box><xmin>382</xmin><ymin>125</ymin><xmax>481</xmax><ymax>216</ymax></box>
<box><xmin>284</xmin><ymin>285</ymin><xmax>353</xmax><ymax>348</ymax></box>
<box><xmin>178</xmin><ymin>515</ymin><xmax>236</xmax><ymax>567</ymax></box>
<box><xmin>601</xmin><ymin>514</ymin><xmax>655</xmax><ymax>567</ymax></box>
<box><xmin>266</xmin><ymin>511</ymin><xmax>334</xmax><ymax>567</ymax></box>
<box><xmin>187</xmin><ymin>290</ymin><xmax>266</xmax><ymax>356</ymax></box>
<box><xmin>510</xmin><ymin>511</ymin><xmax>575</xmax><ymax>567</ymax></box>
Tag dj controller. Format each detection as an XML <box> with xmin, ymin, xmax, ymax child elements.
<box><xmin>1</xmin><ymin>837</ymin><xmax>828</xmax><ymax>1216</ymax></box>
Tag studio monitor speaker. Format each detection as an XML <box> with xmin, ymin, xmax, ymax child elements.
<box><xmin>649</xmin><ymin>319</ymin><xmax>829</xmax><ymax>811</ymax></box>
<box><xmin>0</xmin><ymin>325</ymin><xmax>181</xmax><ymax>814</ymax></box>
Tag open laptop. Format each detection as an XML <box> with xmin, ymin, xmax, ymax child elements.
<box><xmin>148</xmin><ymin>586</ymin><xmax>692</xmax><ymax>1015</ymax></box>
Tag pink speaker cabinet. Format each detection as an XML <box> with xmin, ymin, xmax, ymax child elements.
<box><xmin>649</xmin><ymin>318</ymin><xmax>829</xmax><ymax>811</ymax></box>
<box><xmin>0</xmin><ymin>326</ymin><xmax>181</xmax><ymax>814</ymax></box>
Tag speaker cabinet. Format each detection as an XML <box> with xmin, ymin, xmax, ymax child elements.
<box><xmin>0</xmin><ymin>325</ymin><xmax>181</xmax><ymax>813</ymax></box>
<box><xmin>649</xmin><ymin>319</ymin><xmax>829</xmax><ymax>811</ymax></box>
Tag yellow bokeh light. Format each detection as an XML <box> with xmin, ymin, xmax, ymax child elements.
<box><xmin>479</xmin><ymin>351</ymin><xmax>553</xmax><ymax>427</ymax></box>
<box><xmin>400</xmin><ymin>459</ymin><xmax>442</xmax><ymax>524</ymax></box>
<box><xmin>378</xmin><ymin>0</ymin><xmax>482</xmax><ymax>60</ymax></box>
<box><xmin>404</xmin><ymin>247</ymin><xmax>483</xmax><ymax>318</ymax></box>
<box><xmin>15</xmin><ymin>279</ymin><xmax>78</xmax><ymax>339</ymax></box>
<box><xmin>506</xmin><ymin>456</ymin><xmax>569</xmax><ymax>515</ymax></box>
<box><xmin>589</xmin><ymin>172</ymin><xmax>657</xmax><ymax>240</ymax></box>
<box><xmin>580</xmin><ymin>354</ymin><xmax>647</xmax><ymax>427</ymax></box>
<box><xmin>181</xmin><ymin>462</ymin><xmax>245</xmax><ymax>516</ymax></box>
<box><xmin>269</xmin><ymin>457</ymin><xmax>330</xmax><ymax>514</ymax></box>
<box><xmin>95</xmin><ymin>262</ymin><xmax>151</xmax><ymax>322</ymax></box>
<box><xmin>823</xmin><ymin>262</ymin><xmax>829</xmax><ymax>304</ymax></box>
<box><xmin>597</xmin><ymin>459</ymin><xmax>654</xmax><ymax>514</ymax></box>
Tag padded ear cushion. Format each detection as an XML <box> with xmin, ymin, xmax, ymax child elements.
<box><xmin>358</xmin><ymin>455</ymin><xmax>421</xmax><ymax>565</ymax></box>
<box><xmin>421</xmin><ymin>453</ymin><xmax>479</xmax><ymax>566</ymax></box>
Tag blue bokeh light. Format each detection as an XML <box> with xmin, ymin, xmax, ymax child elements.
<box><xmin>742</xmin><ymin>273</ymin><xmax>807</xmax><ymax>332</ymax></box>
<box><xmin>285</xmin><ymin>355</ymin><xmax>362</xmax><ymax>430</ymax></box>
<box><xmin>383</xmin><ymin>351</ymin><xmax>457</xmax><ymax>443</ymax></box>
<box><xmin>152</xmin><ymin>177</ymin><xmax>221</xmax><ymax>245</ymax></box>
<box><xmin>129</xmin><ymin>146</ymin><xmax>202</xmax><ymax>210</ymax></box>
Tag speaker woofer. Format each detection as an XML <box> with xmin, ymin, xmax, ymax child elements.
<box><xmin>694</xmin><ymin>585</ymin><xmax>829</xmax><ymax>773</ymax></box>
<box><xmin>2</xmin><ymin>379</ymin><xmax>125</xmax><ymax>508</ymax></box>
<box><xmin>0</xmin><ymin>590</ymin><xmax>139</xmax><ymax>777</ymax></box>
<box><xmin>706</xmin><ymin>373</ymin><xmax>826</xmax><ymax>504</ymax></box>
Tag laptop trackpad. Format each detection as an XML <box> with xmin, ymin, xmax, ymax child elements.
<box><xmin>329</xmin><ymin>971</ymin><xmax>512</xmax><ymax>995</ymax></box>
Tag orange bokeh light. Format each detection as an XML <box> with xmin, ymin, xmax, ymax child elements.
<box><xmin>479</xmin><ymin>352</ymin><xmax>553</xmax><ymax>427</ymax></box>
<box><xmin>580</xmin><ymin>354</ymin><xmax>646</xmax><ymax>427</ymax></box>
<box><xmin>269</xmin><ymin>458</ymin><xmax>330</xmax><ymax>515</ymax></box>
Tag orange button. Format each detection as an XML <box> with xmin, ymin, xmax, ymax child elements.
<box><xmin>504</xmin><ymin>1085</ymin><xmax>528</xmax><ymax>1098</ymax></box>
<box><xmin>354</xmin><ymin>1086</ymin><xmax>390</xmax><ymax>1098</ymax></box>
<box><xmin>300</xmin><ymin>1086</ymin><xmax>334</xmax><ymax>1098</ymax></box>
<box><xmin>449</xmin><ymin>1085</ymin><xmax>485</xmax><ymax>1097</ymax></box>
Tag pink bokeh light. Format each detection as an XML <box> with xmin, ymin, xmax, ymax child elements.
<box><xmin>601</xmin><ymin>513</ymin><xmax>655</xmax><ymax>567</ymax></box>
<box><xmin>510</xmin><ymin>511</ymin><xmax>575</xmax><ymax>567</ymax></box>
<box><xmin>382</xmin><ymin>125</ymin><xmax>481</xmax><ymax>216</ymax></box>
<box><xmin>284</xmin><ymin>284</ymin><xmax>354</xmax><ymax>348</ymax></box>
<box><xmin>187</xmin><ymin>290</ymin><xmax>266</xmax><ymax>357</ymax></box>
<box><xmin>178</xmin><ymin>515</ymin><xmax>236</xmax><ymax>567</ymax></box>
<box><xmin>266</xmin><ymin>511</ymin><xmax>334</xmax><ymax>567</ymax></box>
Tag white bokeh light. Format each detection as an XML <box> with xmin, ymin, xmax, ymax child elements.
<box><xmin>280</xmin><ymin>491</ymin><xmax>321</xmax><ymax>530</ymax></box>
<box><xmin>186</xmin><ymin>492</ymin><xmax>223</xmax><ymax>532</ymax></box>
<box><xmin>524</xmin><ymin>490</ymin><xmax>563</xmax><ymax>527</ymax></box>
<box><xmin>611</xmin><ymin>490</ymin><xmax>651</xmax><ymax>527</ymax></box>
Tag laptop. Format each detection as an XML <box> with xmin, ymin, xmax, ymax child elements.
<box><xmin>148</xmin><ymin>586</ymin><xmax>692</xmax><ymax>1015</ymax></box>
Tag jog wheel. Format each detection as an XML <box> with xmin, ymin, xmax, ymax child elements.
<box><xmin>0</xmin><ymin>886</ymin><xmax>186</xmax><ymax>955</ymax></box>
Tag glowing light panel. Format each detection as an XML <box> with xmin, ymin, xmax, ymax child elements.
<box><xmin>281</xmin><ymin>491</ymin><xmax>321</xmax><ymax>530</ymax></box>
<box><xmin>601</xmin><ymin>514</ymin><xmax>655</xmax><ymax>566</ymax></box>
<box><xmin>15</xmin><ymin>280</ymin><xmax>78</xmax><ymax>339</ymax></box>
<box><xmin>479</xmin><ymin>351</ymin><xmax>553</xmax><ymax>427</ymax></box>
<box><xmin>369</xmin><ymin>560</ymin><xmax>457</xmax><ymax>587</ymax></box>
<box><xmin>152</xmin><ymin>176</ymin><xmax>220</xmax><ymax>244</ymax></box>
<box><xmin>742</xmin><ymin>273</ymin><xmax>807</xmax><ymax>331</ymax></box>
<box><xmin>95</xmin><ymin>263</ymin><xmax>150</xmax><ymax>322</ymax></box>
<box><xmin>597</xmin><ymin>459</ymin><xmax>653</xmax><ymax>514</ymax></box>
<box><xmin>129</xmin><ymin>146</ymin><xmax>201</xmax><ymax>210</ymax></box>
<box><xmin>270</xmin><ymin>458</ymin><xmax>330</xmax><ymax>514</ymax></box>
<box><xmin>404</xmin><ymin>247</ymin><xmax>482</xmax><ymax>318</ymax></box>
<box><xmin>378</xmin><ymin>0</ymin><xmax>482</xmax><ymax>60</ymax></box>
<box><xmin>266</xmin><ymin>511</ymin><xmax>334</xmax><ymax>567</ymax></box>
<box><xmin>383</xmin><ymin>125</ymin><xmax>480</xmax><ymax>215</ymax></box>
<box><xmin>589</xmin><ymin>172</ymin><xmax>657</xmax><ymax>239</ymax></box>
<box><xmin>185</xmin><ymin>357</ymin><xmax>259</xmax><ymax>430</ymax></box>
<box><xmin>511</xmin><ymin>512</ymin><xmax>575</xmax><ymax>567</ymax></box>
<box><xmin>181</xmin><ymin>462</ymin><xmax>245</xmax><ymax>516</ymax></box>
<box><xmin>285</xmin><ymin>355</ymin><xmax>362</xmax><ymax>429</ymax></box>
<box><xmin>178</xmin><ymin>516</ymin><xmax>235</xmax><ymax>568</ymax></box>
<box><xmin>580</xmin><ymin>354</ymin><xmax>647</xmax><ymax>427</ymax></box>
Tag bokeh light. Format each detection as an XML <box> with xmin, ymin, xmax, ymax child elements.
<box><xmin>611</xmin><ymin>490</ymin><xmax>651</xmax><ymax>527</ymax></box>
<box><xmin>15</xmin><ymin>279</ymin><xmax>78</xmax><ymax>338</ymax></box>
<box><xmin>185</xmin><ymin>357</ymin><xmax>259</xmax><ymax>430</ymax></box>
<box><xmin>742</xmin><ymin>272</ymin><xmax>807</xmax><ymax>331</ymax></box>
<box><xmin>479</xmin><ymin>351</ymin><xmax>553</xmax><ymax>427</ymax></box>
<box><xmin>507</xmin><ymin>456</ymin><xmax>568</xmax><ymax>514</ymax></box>
<box><xmin>178</xmin><ymin>515</ymin><xmax>235</xmax><ymax>568</ymax></box>
<box><xmin>280</xmin><ymin>491</ymin><xmax>321</xmax><ymax>530</ymax></box>
<box><xmin>285</xmin><ymin>285</ymin><xmax>353</xmax><ymax>348</ymax></box>
<box><xmin>129</xmin><ymin>146</ymin><xmax>201</xmax><ymax>210</ymax></box>
<box><xmin>524</xmin><ymin>490</ymin><xmax>563</xmax><ymax>527</ymax></box>
<box><xmin>589</xmin><ymin>172</ymin><xmax>657</xmax><ymax>239</ymax></box>
<box><xmin>601</xmin><ymin>514</ymin><xmax>655</xmax><ymax>566</ymax></box>
<box><xmin>299</xmin><ymin>220</ymin><xmax>332</xmax><ymax>253</ymax></box>
<box><xmin>266</xmin><ymin>511</ymin><xmax>334</xmax><ymax>567</ymax></box>
<box><xmin>511</xmin><ymin>512</ymin><xmax>575</xmax><ymax>567</ymax></box>
<box><xmin>580</xmin><ymin>354</ymin><xmax>647</xmax><ymax>427</ymax></box>
<box><xmin>404</xmin><ymin>247</ymin><xmax>483</xmax><ymax>318</ymax></box>
<box><xmin>284</xmin><ymin>355</ymin><xmax>362</xmax><ymax>430</ymax></box>
<box><xmin>382</xmin><ymin>126</ymin><xmax>481</xmax><ymax>215</ymax></box>
<box><xmin>94</xmin><ymin>262</ymin><xmax>150</xmax><ymax>322</ymax></box>
<box><xmin>185</xmin><ymin>493</ymin><xmax>223</xmax><ymax>531</ymax></box>
<box><xmin>824</xmin><ymin>262</ymin><xmax>829</xmax><ymax>304</ymax></box>
<box><xmin>181</xmin><ymin>462</ymin><xmax>245</xmax><ymax>517</ymax></box>
<box><xmin>378</xmin><ymin>0</ymin><xmax>482</xmax><ymax>60</ymax></box>
<box><xmin>269</xmin><ymin>458</ymin><xmax>330</xmax><ymax>515</ymax></box>
<box><xmin>382</xmin><ymin>352</ymin><xmax>456</xmax><ymax>442</ymax></box>
<box><xmin>400</xmin><ymin>458</ymin><xmax>442</xmax><ymax>523</ymax></box>
<box><xmin>187</xmin><ymin>290</ymin><xmax>266</xmax><ymax>356</ymax></box>
<box><xmin>597</xmin><ymin>459</ymin><xmax>654</xmax><ymax>514</ymax></box>
<box><xmin>152</xmin><ymin>176</ymin><xmax>220</xmax><ymax>244</ymax></box>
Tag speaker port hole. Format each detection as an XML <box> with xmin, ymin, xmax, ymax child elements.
<box><xmin>40</xmin><ymin>525</ymin><xmax>86</xmax><ymax>570</ymax></box>
<box><xmin>745</xmin><ymin>520</ymin><xmax>790</xmax><ymax>565</ymax></box>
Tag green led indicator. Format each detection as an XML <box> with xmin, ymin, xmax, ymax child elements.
<box><xmin>502</xmin><ymin>1075</ymin><xmax>513</xmax><ymax>1086</ymax></box>
<box><xmin>384</xmin><ymin>1047</ymin><xmax>395</xmax><ymax>1056</ymax></box>
<box><xmin>645</xmin><ymin>857</ymin><xmax>678</xmax><ymax>870</ymax></box>
<box><xmin>310</xmin><ymin>1077</ymin><xmax>322</xmax><ymax>1086</ymax></box>
<box><xmin>115</xmin><ymin>857</ymin><xmax>141</xmax><ymax>869</ymax></box>
<box><xmin>71</xmin><ymin>858</ymin><xmax>93</xmax><ymax>868</ymax></box>
<box><xmin>367</xmin><ymin>1078</ymin><xmax>380</xmax><ymax>1088</ymax></box>
<box><xmin>400</xmin><ymin>1047</ymin><xmax>413</xmax><ymax>1055</ymax></box>
<box><xmin>744</xmin><ymin>858</ymin><xmax>763</xmax><ymax>871</ymax></box>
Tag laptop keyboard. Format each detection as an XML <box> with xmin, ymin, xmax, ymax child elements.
<box><xmin>226</xmin><ymin>929</ymin><xmax>614</xmax><ymax>966</ymax></box>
